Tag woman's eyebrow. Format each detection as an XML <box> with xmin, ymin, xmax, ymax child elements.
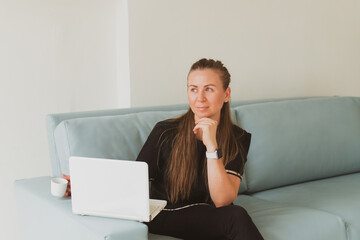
<box><xmin>188</xmin><ymin>84</ymin><xmax>216</xmax><ymax>87</ymax></box>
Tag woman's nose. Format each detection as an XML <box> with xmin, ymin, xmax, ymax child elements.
<box><xmin>197</xmin><ymin>91</ymin><xmax>206</xmax><ymax>102</ymax></box>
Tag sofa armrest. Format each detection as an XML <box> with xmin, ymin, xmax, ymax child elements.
<box><xmin>14</xmin><ymin>177</ymin><xmax>148</xmax><ymax>240</ymax></box>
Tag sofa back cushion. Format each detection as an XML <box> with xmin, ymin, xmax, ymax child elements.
<box><xmin>54</xmin><ymin>108</ymin><xmax>249</xmax><ymax>193</ymax></box>
<box><xmin>54</xmin><ymin>110</ymin><xmax>185</xmax><ymax>175</ymax></box>
<box><xmin>235</xmin><ymin>97</ymin><xmax>360</xmax><ymax>193</ymax></box>
<box><xmin>49</xmin><ymin>97</ymin><xmax>314</xmax><ymax>177</ymax></box>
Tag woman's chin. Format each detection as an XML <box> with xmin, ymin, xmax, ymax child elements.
<box><xmin>194</xmin><ymin>113</ymin><xmax>212</xmax><ymax>120</ymax></box>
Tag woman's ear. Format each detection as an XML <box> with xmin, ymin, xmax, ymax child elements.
<box><xmin>225</xmin><ymin>87</ymin><xmax>231</xmax><ymax>102</ymax></box>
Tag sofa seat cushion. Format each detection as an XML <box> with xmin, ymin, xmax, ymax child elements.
<box><xmin>252</xmin><ymin>173</ymin><xmax>360</xmax><ymax>240</ymax></box>
<box><xmin>234</xmin><ymin>195</ymin><xmax>347</xmax><ymax>240</ymax></box>
<box><xmin>235</xmin><ymin>96</ymin><xmax>360</xmax><ymax>193</ymax></box>
<box><xmin>14</xmin><ymin>177</ymin><xmax>148</xmax><ymax>240</ymax></box>
<box><xmin>15</xmin><ymin>177</ymin><xmax>347</xmax><ymax>240</ymax></box>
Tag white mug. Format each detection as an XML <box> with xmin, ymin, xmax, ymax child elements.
<box><xmin>51</xmin><ymin>178</ymin><xmax>68</xmax><ymax>197</ymax></box>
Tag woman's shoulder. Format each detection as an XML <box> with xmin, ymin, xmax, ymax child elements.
<box><xmin>232</xmin><ymin>123</ymin><xmax>251</xmax><ymax>145</ymax></box>
<box><xmin>155</xmin><ymin>118</ymin><xmax>180</xmax><ymax>129</ymax></box>
<box><xmin>232</xmin><ymin>123</ymin><xmax>252</xmax><ymax>154</ymax></box>
<box><xmin>151</xmin><ymin>118</ymin><xmax>180</xmax><ymax>137</ymax></box>
<box><xmin>232</xmin><ymin>123</ymin><xmax>250</xmax><ymax>136</ymax></box>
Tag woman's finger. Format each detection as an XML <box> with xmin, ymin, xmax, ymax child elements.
<box><xmin>62</xmin><ymin>174</ymin><xmax>72</xmax><ymax>197</ymax></box>
<box><xmin>62</xmin><ymin>174</ymin><xmax>70</xmax><ymax>181</ymax></box>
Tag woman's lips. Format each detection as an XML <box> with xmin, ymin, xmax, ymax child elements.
<box><xmin>197</xmin><ymin>107</ymin><xmax>209</xmax><ymax>111</ymax></box>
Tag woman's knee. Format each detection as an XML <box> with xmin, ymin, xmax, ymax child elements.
<box><xmin>221</xmin><ymin>205</ymin><xmax>252</xmax><ymax>223</ymax></box>
<box><xmin>221</xmin><ymin>205</ymin><xmax>264</xmax><ymax>240</ymax></box>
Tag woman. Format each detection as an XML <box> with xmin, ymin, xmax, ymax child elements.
<box><xmin>136</xmin><ymin>58</ymin><xmax>264</xmax><ymax>240</ymax></box>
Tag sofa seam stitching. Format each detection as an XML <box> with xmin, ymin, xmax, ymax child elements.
<box><xmin>64</xmin><ymin>121</ymin><xmax>72</xmax><ymax>172</ymax></box>
<box><xmin>344</xmin><ymin>221</ymin><xmax>351</xmax><ymax>240</ymax></box>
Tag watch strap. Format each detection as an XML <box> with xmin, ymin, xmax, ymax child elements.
<box><xmin>206</xmin><ymin>149</ymin><xmax>223</xmax><ymax>159</ymax></box>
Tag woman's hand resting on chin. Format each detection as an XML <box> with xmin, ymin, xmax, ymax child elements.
<box><xmin>193</xmin><ymin>118</ymin><xmax>218</xmax><ymax>152</ymax></box>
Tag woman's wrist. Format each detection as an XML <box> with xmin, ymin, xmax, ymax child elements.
<box><xmin>206</xmin><ymin>145</ymin><xmax>218</xmax><ymax>153</ymax></box>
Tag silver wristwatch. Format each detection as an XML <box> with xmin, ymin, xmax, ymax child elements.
<box><xmin>206</xmin><ymin>149</ymin><xmax>223</xmax><ymax>159</ymax></box>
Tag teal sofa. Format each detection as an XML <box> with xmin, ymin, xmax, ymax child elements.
<box><xmin>15</xmin><ymin>96</ymin><xmax>360</xmax><ymax>240</ymax></box>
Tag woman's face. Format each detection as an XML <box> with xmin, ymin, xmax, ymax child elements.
<box><xmin>187</xmin><ymin>69</ymin><xmax>230</xmax><ymax>122</ymax></box>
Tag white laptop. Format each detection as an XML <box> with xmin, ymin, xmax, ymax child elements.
<box><xmin>69</xmin><ymin>156</ymin><xmax>167</xmax><ymax>222</ymax></box>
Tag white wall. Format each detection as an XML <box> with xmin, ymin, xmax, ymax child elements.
<box><xmin>0</xmin><ymin>0</ymin><xmax>129</xmax><ymax>239</ymax></box>
<box><xmin>129</xmin><ymin>0</ymin><xmax>360</xmax><ymax>107</ymax></box>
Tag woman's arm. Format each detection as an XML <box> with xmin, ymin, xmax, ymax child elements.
<box><xmin>206</xmin><ymin>158</ymin><xmax>240</xmax><ymax>207</ymax></box>
<box><xmin>193</xmin><ymin>118</ymin><xmax>241</xmax><ymax>207</ymax></box>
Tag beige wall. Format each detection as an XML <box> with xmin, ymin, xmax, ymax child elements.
<box><xmin>0</xmin><ymin>1</ymin><xmax>128</xmax><ymax>239</ymax></box>
<box><xmin>129</xmin><ymin>0</ymin><xmax>360</xmax><ymax>107</ymax></box>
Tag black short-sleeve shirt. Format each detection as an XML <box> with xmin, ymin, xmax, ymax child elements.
<box><xmin>136</xmin><ymin>119</ymin><xmax>251</xmax><ymax>210</ymax></box>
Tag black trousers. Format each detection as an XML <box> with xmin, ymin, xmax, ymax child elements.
<box><xmin>146</xmin><ymin>204</ymin><xmax>264</xmax><ymax>240</ymax></box>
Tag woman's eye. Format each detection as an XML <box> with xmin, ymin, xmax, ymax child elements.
<box><xmin>205</xmin><ymin>88</ymin><xmax>212</xmax><ymax>92</ymax></box>
<box><xmin>190</xmin><ymin>88</ymin><xmax>197</xmax><ymax>93</ymax></box>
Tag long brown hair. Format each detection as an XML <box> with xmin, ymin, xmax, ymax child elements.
<box><xmin>164</xmin><ymin>58</ymin><xmax>243</xmax><ymax>203</ymax></box>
